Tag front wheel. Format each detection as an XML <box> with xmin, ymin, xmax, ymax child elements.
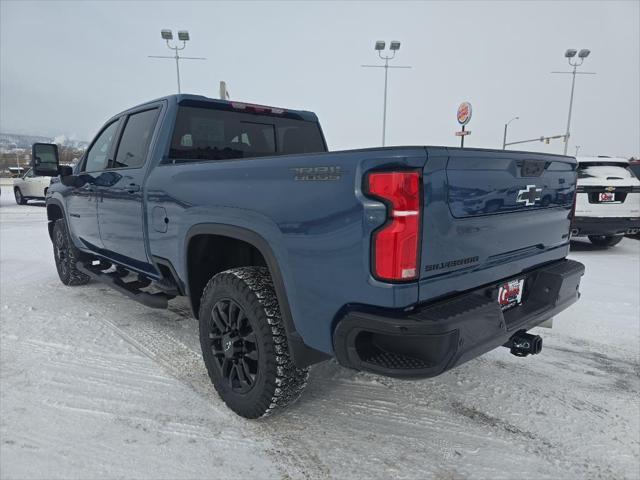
<box><xmin>14</xmin><ymin>188</ymin><xmax>27</xmax><ymax>205</ymax></box>
<box><xmin>588</xmin><ymin>235</ymin><xmax>624</xmax><ymax>247</ymax></box>
<box><xmin>198</xmin><ymin>267</ymin><xmax>309</xmax><ymax>419</ymax></box>
<box><xmin>52</xmin><ymin>220</ymin><xmax>91</xmax><ymax>286</ymax></box>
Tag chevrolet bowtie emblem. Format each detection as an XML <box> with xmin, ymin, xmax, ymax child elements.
<box><xmin>516</xmin><ymin>185</ymin><xmax>542</xmax><ymax>206</ymax></box>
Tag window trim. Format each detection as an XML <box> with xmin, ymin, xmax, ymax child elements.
<box><xmin>80</xmin><ymin>118</ymin><xmax>122</xmax><ymax>174</ymax></box>
<box><xmin>109</xmin><ymin>107</ymin><xmax>160</xmax><ymax>171</ymax></box>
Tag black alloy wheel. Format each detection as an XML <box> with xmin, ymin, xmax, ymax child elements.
<box><xmin>198</xmin><ymin>267</ymin><xmax>309</xmax><ymax>418</ymax></box>
<box><xmin>208</xmin><ymin>298</ymin><xmax>259</xmax><ymax>394</ymax></box>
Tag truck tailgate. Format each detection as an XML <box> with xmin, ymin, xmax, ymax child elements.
<box><xmin>418</xmin><ymin>148</ymin><xmax>577</xmax><ymax>303</ymax></box>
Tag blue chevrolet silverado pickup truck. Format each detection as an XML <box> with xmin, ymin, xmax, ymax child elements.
<box><xmin>31</xmin><ymin>94</ymin><xmax>585</xmax><ymax>418</ymax></box>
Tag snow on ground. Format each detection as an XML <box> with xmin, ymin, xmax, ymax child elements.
<box><xmin>1</xmin><ymin>185</ymin><xmax>638</xmax><ymax>480</ymax></box>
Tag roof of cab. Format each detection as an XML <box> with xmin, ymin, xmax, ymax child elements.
<box><xmin>119</xmin><ymin>94</ymin><xmax>319</xmax><ymax>122</ymax></box>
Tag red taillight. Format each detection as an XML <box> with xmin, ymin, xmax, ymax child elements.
<box><xmin>367</xmin><ymin>171</ymin><xmax>421</xmax><ymax>281</ymax></box>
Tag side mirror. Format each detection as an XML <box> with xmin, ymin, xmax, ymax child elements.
<box><xmin>32</xmin><ymin>143</ymin><xmax>60</xmax><ymax>177</ymax></box>
<box><xmin>59</xmin><ymin>165</ymin><xmax>73</xmax><ymax>177</ymax></box>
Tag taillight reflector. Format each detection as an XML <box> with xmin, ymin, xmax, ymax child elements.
<box><xmin>570</xmin><ymin>188</ymin><xmax>578</xmax><ymax>220</ymax></box>
<box><xmin>367</xmin><ymin>171</ymin><xmax>421</xmax><ymax>281</ymax></box>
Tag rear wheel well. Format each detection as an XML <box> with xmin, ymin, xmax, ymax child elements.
<box><xmin>187</xmin><ymin>234</ymin><xmax>267</xmax><ymax>317</ymax></box>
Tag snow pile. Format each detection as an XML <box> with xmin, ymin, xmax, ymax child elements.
<box><xmin>1</xmin><ymin>187</ymin><xmax>638</xmax><ymax>479</ymax></box>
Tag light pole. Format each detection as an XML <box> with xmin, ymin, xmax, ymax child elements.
<box><xmin>362</xmin><ymin>41</ymin><xmax>411</xmax><ymax>146</ymax></box>
<box><xmin>502</xmin><ymin>116</ymin><xmax>519</xmax><ymax>149</ymax></box>
<box><xmin>552</xmin><ymin>49</ymin><xmax>595</xmax><ymax>155</ymax></box>
<box><xmin>148</xmin><ymin>29</ymin><xmax>206</xmax><ymax>94</ymax></box>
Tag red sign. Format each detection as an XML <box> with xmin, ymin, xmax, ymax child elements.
<box><xmin>455</xmin><ymin>130</ymin><xmax>471</xmax><ymax>136</ymax></box>
<box><xmin>457</xmin><ymin>102</ymin><xmax>472</xmax><ymax>125</ymax></box>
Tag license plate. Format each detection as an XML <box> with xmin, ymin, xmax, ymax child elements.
<box><xmin>598</xmin><ymin>192</ymin><xmax>615</xmax><ymax>202</ymax></box>
<box><xmin>498</xmin><ymin>278</ymin><xmax>524</xmax><ymax>311</ymax></box>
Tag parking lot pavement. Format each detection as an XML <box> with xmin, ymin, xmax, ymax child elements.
<box><xmin>1</xmin><ymin>186</ymin><xmax>639</xmax><ymax>480</ymax></box>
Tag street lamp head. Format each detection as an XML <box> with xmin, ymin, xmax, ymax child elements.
<box><xmin>389</xmin><ymin>41</ymin><xmax>401</xmax><ymax>51</ymax></box>
<box><xmin>375</xmin><ymin>40</ymin><xmax>386</xmax><ymax>51</ymax></box>
<box><xmin>161</xmin><ymin>29</ymin><xmax>173</xmax><ymax>40</ymax></box>
<box><xmin>578</xmin><ymin>48</ymin><xmax>590</xmax><ymax>58</ymax></box>
<box><xmin>564</xmin><ymin>48</ymin><xmax>577</xmax><ymax>58</ymax></box>
<box><xmin>178</xmin><ymin>30</ymin><xmax>190</xmax><ymax>41</ymax></box>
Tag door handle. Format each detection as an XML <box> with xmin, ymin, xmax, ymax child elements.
<box><xmin>125</xmin><ymin>183</ymin><xmax>141</xmax><ymax>194</ymax></box>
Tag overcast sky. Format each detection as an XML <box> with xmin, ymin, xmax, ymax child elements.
<box><xmin>1</xmin><ymin>0</ymin><xmax>638</xmax><ymax>157</ymax></box>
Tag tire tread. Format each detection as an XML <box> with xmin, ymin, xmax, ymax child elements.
<box><xmin>199</xmin><ymin>266</ymin><xmax>308</xmax><ymax>418</ymax></box>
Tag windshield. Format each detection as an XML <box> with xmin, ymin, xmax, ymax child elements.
<box><xmin>577</xmin><ymin>163</ymin><xmax>635</xmax><ymax>180</ymax></box>
<box><xmin>169</xmin><ymin>106</ymin><xmax>325</xmax><ymax>161</ymax></box>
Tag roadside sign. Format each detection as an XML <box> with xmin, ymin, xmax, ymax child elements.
<box><xmin>455</xmin><ymin>130</ymin><xmax>472</xmax><ymax>136</ymax></box>
<box><xmin>457</xmin><ymin>102</ymin><xmax>472</xmax><ymax>126</ymax></box>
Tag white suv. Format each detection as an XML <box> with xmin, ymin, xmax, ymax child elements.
<box><xmin>572</xmin><ymin>156</ymin><xmax>640</xmax><ymax>247</ymax></box>
<box><xmin>13</xmin><ymin>168</ymin><xmax>53</xmax><ymax>205</ymax></box>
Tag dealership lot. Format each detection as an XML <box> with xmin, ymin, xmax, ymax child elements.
<box><xmin>1</xmin><ymin>187</ymin><xmax>638</xmax><ymax>479</ymax></box>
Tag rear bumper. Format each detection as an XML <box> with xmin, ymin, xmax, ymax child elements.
<box><xmin>572</xmin><ymin>216</ymin><xmax>640</xmax><ymax>236</ymax></box>
<box><xmin>333</xmin><ymin>259</ymin><xmax>585</xmax><ymax>379</ymax></box>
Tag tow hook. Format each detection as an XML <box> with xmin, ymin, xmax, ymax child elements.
<box><xmin>505</xmin><ymin>330</ymin><xmax>543</xmax><ymax>357</ymax></box>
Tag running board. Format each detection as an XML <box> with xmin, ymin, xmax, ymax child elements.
<box><xmin>78</xmin><ymin>263</ymin><xmax>172</xmax><ymax>309</ymax></box>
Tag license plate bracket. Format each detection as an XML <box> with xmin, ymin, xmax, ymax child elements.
<box><xmin>598</xmin><ymin>192</ymin><xmax>615</xmax><ymax>202</ymax></box>
<box><xmin>498</xmin><ymin>278</ymin><xmax>525</xmax><ymax>311</ymax></box>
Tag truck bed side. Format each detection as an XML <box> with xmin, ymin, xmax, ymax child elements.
<box><xmin>145</xmin><ymin>147</ymin><xmax>428</xmax><ymax>354</ymax></box>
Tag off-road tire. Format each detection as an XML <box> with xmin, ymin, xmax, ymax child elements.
<box><xmin>53</xmin><ymin>220</ymin><xmax>90</xmax><ymax>286</ymax></box>
<box><xmin>588</xmin><ymin>235</ymin><xmax>623</xmax><ymax>247</ymax></box>
<box><xmin>14</xmin><ymin>188</ymin><xmax>27</xmax><ymax>205</ymax></box>
<box><xmin>198</xmin><ymin>266</ymin><xmax>309</xmax><ymax>419</ymax></box>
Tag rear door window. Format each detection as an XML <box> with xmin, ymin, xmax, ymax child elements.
<box><xmin>111</xmin><ymin>109</ymin><xmax>159</xmax><ymax>169</ymax></box>
<box><xmin>169</xmin><ymin>106</ymin><xmax>325</xmax><ymax>161</ymax></box>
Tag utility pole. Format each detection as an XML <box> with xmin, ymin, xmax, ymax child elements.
<box><xmin>502</xmin><ymin>117</ymin><xmax>519</xmax><ymax>149</ymax></box>
<box><xmin>362</xmin><ymin>41</ymin><xmax>412</xmax><ymax>146</ymax></box>
<box><xmin>149</xmin><ymin>29</ymin><xmax>206</xmax><ymax>94</ymax></box>
<box><xmin>552</xmin><ymin>49</ymin><xmax>595</xmax><ymax>155</ymax></box>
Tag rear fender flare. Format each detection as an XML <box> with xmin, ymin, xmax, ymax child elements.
<box><xmin>184</xmin><ymin>223</ymin><xmax>329</xmax><ymax>368</ymax></box>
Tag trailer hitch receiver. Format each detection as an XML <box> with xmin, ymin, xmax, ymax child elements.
<box><xmin>505</xmin><ymin>330</ymin><xmax>543</xmax><ymax>357</ymax></box>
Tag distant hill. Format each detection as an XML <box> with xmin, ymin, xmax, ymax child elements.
<box><xmin>0</xmin><ymin>132</ymin><xmax>89</xmax><ymax>150</ymax></box>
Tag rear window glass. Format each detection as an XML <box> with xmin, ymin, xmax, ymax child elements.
<box><xmin>577</xmin><ymin>163</ymin><xmax>635</xmax><ymax>180</ymax></box>
<box><xmin>169</xmin><ymin>106</ymin><xmax>325</xmax><ymax>161</ymax></box>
